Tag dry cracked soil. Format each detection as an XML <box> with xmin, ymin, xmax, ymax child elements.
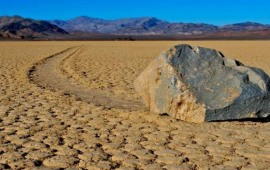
<box><xmin>0</xmin><ymin>41</ymin><xmax>270</xmax><ymax>170</ymax></box>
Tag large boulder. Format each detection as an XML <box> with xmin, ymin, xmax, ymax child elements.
<box><xmin>134</xmin><ymin>44</ymin><xmax>270</xmax><ymax>123</ymax></box>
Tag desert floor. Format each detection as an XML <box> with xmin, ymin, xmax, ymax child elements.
<box><xmin>0</xmin><ymin>41</ymin><xmax>270</xmax><ymax>170</ymax></box>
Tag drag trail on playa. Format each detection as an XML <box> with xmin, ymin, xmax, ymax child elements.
<box><xmin>1</xmin><ymin>41</ymin><xmax>270</xmax><ymax>169</ymax></box>
<box><xmin>29</xmin><ymin>46</ymin><xmax>144</xmax><ymax>111</ymax></box>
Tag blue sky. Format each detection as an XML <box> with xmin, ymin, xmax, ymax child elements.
<box><xmin>0</xmin><ymin>0</ymin><xmax>270</xmax><ymax>25</ymax></box>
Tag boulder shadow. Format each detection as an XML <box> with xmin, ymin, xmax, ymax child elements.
<box><xmin>210</xmin><ymin>116</ymin><xmax>270</xmax><ymax>123</ymax></box>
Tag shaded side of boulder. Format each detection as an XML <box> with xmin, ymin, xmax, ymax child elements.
<box><xmin>134</xmin><ymin>44</ymin><xmax>270</xmax><ymax>122</ymax></box>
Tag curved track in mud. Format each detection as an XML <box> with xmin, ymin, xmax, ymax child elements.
<box><xmin>29</xmin><ymin>46</ymin><xmax>144</xmax><ymax>111</ymax></box>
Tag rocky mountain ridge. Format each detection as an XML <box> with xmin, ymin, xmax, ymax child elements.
<box><xmin>0</xmin><ymin>16</ymin><xmax>68</xmax><ymax>39</ymax></box>
<box><xmin>50</xmin><ymin>16</ymin><xmax>270</xmax><ymax>35</ymax></box>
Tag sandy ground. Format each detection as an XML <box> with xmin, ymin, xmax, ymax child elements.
<box><xmin>0</xmin><ymin>41</ymin><xmax>270</xmax><ymax>170</ymax></box>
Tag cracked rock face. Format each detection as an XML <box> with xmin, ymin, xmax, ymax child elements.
<box><xmin>134</xmin><ymin>44</ymin><xmax>270</xmax><ymax>122</ymax></box>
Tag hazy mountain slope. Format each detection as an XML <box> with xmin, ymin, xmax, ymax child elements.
<box><xmin>220</xmin><ymin>22</ymin><xmax>270</xmax><ymax>31</ymax></box>
<box><xmin>0</xmin><ymin>16</ymin><xmax>68</xmax><ymax>39</ymax></box>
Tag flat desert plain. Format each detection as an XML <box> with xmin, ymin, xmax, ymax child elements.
<box><xmin>0</xmin><ymin>41</ymin><xmax>270</xmax><ymax>170</ymax></box>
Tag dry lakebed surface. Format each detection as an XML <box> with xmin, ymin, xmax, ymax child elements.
<box><xmin>0</xmin><ymin>41</ymin><xmax>270</xmax><ymax>170</ymax></box>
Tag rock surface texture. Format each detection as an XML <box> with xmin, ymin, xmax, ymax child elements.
<box><xmin>134</xmin><ymin>44</ymin><xmax>270</xmax><ymax>122</ymax></box>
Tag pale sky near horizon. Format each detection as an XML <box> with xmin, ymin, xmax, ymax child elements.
<box><xmin>1</xmin><ymin>0</ymin><xmax>270</xmax><ymax>25</ymax></box>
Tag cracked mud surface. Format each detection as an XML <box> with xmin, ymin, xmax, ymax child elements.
<box><xmin>0</xmin><ymin>41</ymin><xmax>270</xmax><ymax>170</ymax></box>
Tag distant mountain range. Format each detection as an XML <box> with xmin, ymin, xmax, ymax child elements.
<box><xmin>1</xmin><ymin>15</ymin><xmax>270</xmax><ymax>40</ymax></box>
<box><xmin>50</xmin><ymin>16</ymin><xmax>219</xmax><ymax>35</ymax></box>
<box><xmin>50</xmin><ymin>16</ymin><xmax>270</xmax><ymax>35</ymax></box>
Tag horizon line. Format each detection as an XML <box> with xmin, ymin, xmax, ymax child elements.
<box><xmin>1</xmin><ymin>15</ymin><xmax>269</xmax><ymax>27</ymax></box>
